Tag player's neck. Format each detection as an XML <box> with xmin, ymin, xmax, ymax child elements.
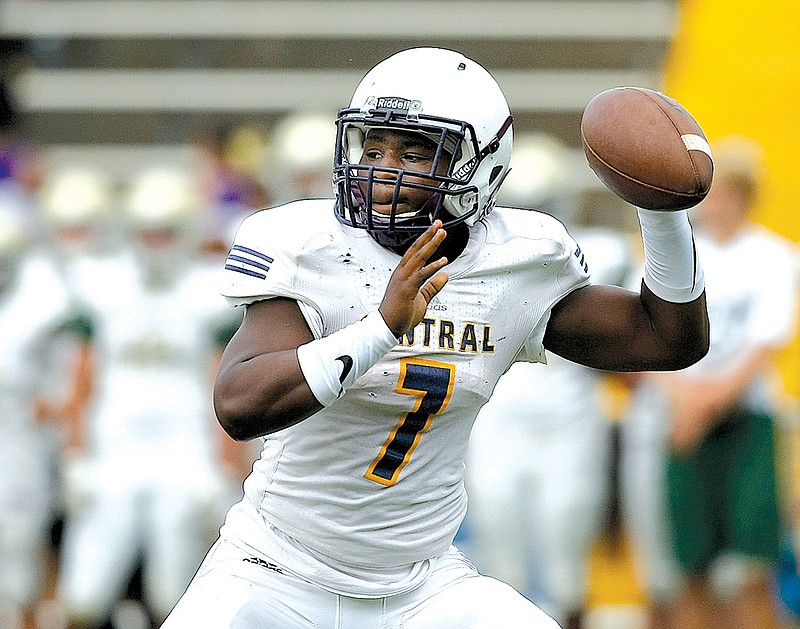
<box><xmin>389</xmin><ymin>222</ymin><xmax>469</xmax><ymax>263</ymax></box>
<box><xmin>435</xmin><ymin>222</ymin><xmax>469</xmax><ymax>263</ymax></box>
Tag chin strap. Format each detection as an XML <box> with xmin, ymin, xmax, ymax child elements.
<box><xmin>478</xmin><ymin>115</ymin><xmax>513</xmax><ymax>158</ymax></box>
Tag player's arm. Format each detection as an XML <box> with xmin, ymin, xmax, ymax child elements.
<box><xmin>214</xmin><ymin>221</ymin><xmax>449</xmax><ymax>441</ymax></box>
<box><xmin>544</xmin><ymin>281</ymin><xmax>707</xmax><ymax>371</ymax></box>
<box><xmin>213</xmin><ymin>297</ymin><xmax>318</xmax><ymax>440</ymax></box>
<box><xmin>35</xmin><ymin>312</ymin><xmax>96</xmax><ymax>449</ymax></box>
<box><xmin>666</xmin><ymin>344</ymin><xmax>776</xmax><ymax>451</ymax></box>
<box><xmin>544</xmin><ymin>208</ymin><xmax>709</xmax><ymax>372</ymax></box>
<box><xmin>210</xmin><ymin>312</ymin><xmax>259</xmax><ymax>480</ymax></box>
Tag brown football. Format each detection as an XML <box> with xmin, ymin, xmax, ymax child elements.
<box><xmin>581</xmin><ymin>86</ymin><xmax>714</xmax><ymax>211</ymax></box>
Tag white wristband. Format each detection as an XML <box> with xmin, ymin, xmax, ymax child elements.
<box><xmin>637</xmin><ymin>208</ymin><xmax>705</xmax><ymax>303</ymax></box>
<box><xmin>296</xmin><ymin>311</ymin><xmax>399</xmax><ymax>406</ymax></box>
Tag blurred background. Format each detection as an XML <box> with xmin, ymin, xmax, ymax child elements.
<box><xmin>2</xmin><ymin>1</ymin><xmax>800</xmax><ymax>628</ymax></box>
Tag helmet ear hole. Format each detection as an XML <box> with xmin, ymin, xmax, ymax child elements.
<box><xmin>463</xmin><ymin>191</ymin><xmax>478</xmax><ymax>208</ymax></box>
<box><xmin>489</xmin><ymin>165</ymin><xmax>504</xmax><ymax>185</ymax></box>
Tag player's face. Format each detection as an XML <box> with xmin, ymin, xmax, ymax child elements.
<box><xmin>358</xmin><ymin>129</ymin><xmax>451</xmax><ymax>217</ymax></box>
<box><xmin>136</xmin><ymin>226</ymin><xmax>179</xmax><ymax>250</ymax></box>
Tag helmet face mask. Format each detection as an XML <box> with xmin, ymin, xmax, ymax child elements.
<box><xmin>333</xmin><ymin>48</ymin><xmax>513</xmax><ymax>248</ymax></box>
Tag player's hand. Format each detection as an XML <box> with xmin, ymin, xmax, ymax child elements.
<box><xmin>665</xmin><ymin>377</ymin><xmax>727</xmax><ymax>453</ymax></box>
<box><xmin>379</xmin><ymin>220</ymin><xmax>449</xmax><ymax>337</ymax></box>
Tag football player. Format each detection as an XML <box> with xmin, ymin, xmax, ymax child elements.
<box><xmin>620</xmin><ymin>136</ymin><xmax>797</xmax><ymax>629</ymax></box>
<box><xmin>55</xmin><ymin>167</ymin><xmax>246</xmax><ymax>628</ymax></box>
<box><xmin>163</xmin><ymin>47</ymin><xmax>709</xmax><ymax>628</ymax></box>
<box><xmin>0</xmin><ymin>208</ymin><xmax>71</xmax><ymax>629</ymax></box>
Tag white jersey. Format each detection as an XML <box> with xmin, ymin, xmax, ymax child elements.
<box><xmin>477</xmin><ymin>227</ymin><xmax>632</xmax><ymax>429</ymax></box>
<box><xmin>74</xmin><ymin>252</ymin><xmax>235</xmax><ymax>463</ymax></box>
<box><xmin>56</xmin><ymin>251</ymin><xmax>245</xmax><ymax>623</ymax></box>
<box><xmin>219</xmin><ymin>199</ymin><xmax>590</xmax><ymax>589</ymax></box>
<box><xmin>682</xmin><ymin>224</ymin><xmax>797</xmax><ymax>407</ymax></box>
<box><xmin>0</xmin><ymin>254</ymin><xmax>69</xmax><ymax>438</ymax></box>
<box><xmin>0</xmin><ymin>253</ymin><xmax>69</xmax><ymax>571</ymax></box>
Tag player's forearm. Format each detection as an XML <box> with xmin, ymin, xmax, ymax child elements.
<box><xmin>543</xmin><ymin>283</ymin><xmax>708</xmax><ymax>372</ymax></box>
<box><xmin>213</xmin><ymin>350</ymin><xmax>322</xmax><ymax>440</ymax></box>
<box><xmin>636</xmin><ymin>208</ymin><xmax>709</xmax><ymax>368</ymax></box>
<box><xmin>638</xmin><ymin>282</ymin><xmax>709</xmax><ymax>370</ymax></box>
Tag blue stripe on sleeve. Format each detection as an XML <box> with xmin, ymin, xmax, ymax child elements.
<box><xmin>227</xmin><ymin>254</ymin><xmax>271</xmax><ymax>272</ymax></box>
<box><xmin>231</xmin><ymin>245</ymin><xmax>274</xmax><ymax>264</ymax></box>
<box><xmin>224</xmin><ymin>264</ymin><xmax>267</xmax><ymax>280</ymax></box>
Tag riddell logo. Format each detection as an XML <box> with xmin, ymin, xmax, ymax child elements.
<box><xmin>369</xmin><ymin>96</ymin><xmax>422</xmax><ymax>111</ymax></box>
<box><xmin>453</xmin><ymin>157</ymin><xmax>477</xmax><ymax>180</ymax></box>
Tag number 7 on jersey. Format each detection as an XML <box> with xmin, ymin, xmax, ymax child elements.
<box><xmin>365</xmin><ymin>358</ymin><xmax>455</xmax><ymax>486</ymax></box>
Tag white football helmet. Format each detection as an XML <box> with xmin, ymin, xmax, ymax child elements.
<box><xmin>272</xmin><ymin>111</ymin><xmax>337</xmax><ymax>202</ymax></box>
<box><xmin>39</xmin><ymin>166</ymin><xmax>114</xmax><ymax>229</ymax></box>
<box><xmin>334</xmin><ymin>47</ymin><xmax>513</xmax><ymax>247</ymax></box>
<box><xmin>123</xmin><ymin>165</ymin><xmax>200</xmax><ymax>232</ymax></box>
<box><xmin>123</xmin><ymin>166</ymin><xmax>202</xmax><ymax>287</ymax></box>
<box><xmin>38</xmin><ymin>166</ymin><xmax>116</xmax><ymax>258</ymax></box>
<box><xmin>498</xmin><ymin>133</ymin><xmax>570</xmax><ymax>207</ymax></box>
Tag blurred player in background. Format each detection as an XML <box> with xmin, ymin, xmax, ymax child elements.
<box><xmin>54</xmin><ymin>166</ymin><xmax>245</xmax><ymax>629</ymax></box>
<box><xmin>36</xmin><ymin>165</ymin><xmax>117</xmax><ymax>465</ymax></box>
<box><xmin>0</xmin><ymin>208</ymin><xmax>71</xmax><ymax>629</ymax></box>
<box><xmin>620</xmin><ymin>136</ymin><xmax>798</xmax><ymax>629</ymax></box>
<box><xmin>268</xmin><ymin>110</ymin><xmax>337</xmax><ymax>204</ymax></box>
<box><xmin>0</xmin><ymin>73</ymin><xmax>44</xmax><ymax>242</ymax></box>
<box><xmin>1</xmin><ymin>165</ymin><xmax>118</xmax><ymax>629</ymax></box>
<box><xmin>465</xmin><ymin>133</ymin><xmax>634</xmax><ymax>629</ymax></box>
<box><xmin>191</xmin><ymin>123</ymin><xmax>272</xmax><ymax>256</ymax></box>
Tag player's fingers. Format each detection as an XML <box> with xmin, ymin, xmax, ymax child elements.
<box><xmin>403</xmin><ymin>220</ymin><xmax>445</xmax><ymax>263</ymax></box>
<box><xmin>419</xmin><ymin>255</ymin><xmax>448</xmax><ymax>283</ymax></box>
<box><xmin>407</xmin><ymin>231</ymin><xmax>446</xmax><ymax>280</ymax></box>
<box><xmin>419</xmin><ymin>270</ymin><xmax>449</xmax><ymax>303</ymax></box>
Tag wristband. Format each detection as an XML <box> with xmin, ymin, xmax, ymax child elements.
<box><xmin>296</xmin><ymin>311</ymin><xmax>399</xmax><ymax>406</ymax></box>
<box><xmin>637</xmin><ymin>208</ymin><xmax>705</xmax><ymax>303</ymax></box>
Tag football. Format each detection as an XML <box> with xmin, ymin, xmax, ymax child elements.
<box><xmin>580</xmin><ymin>86</ymin><xmax>714</xmax><ymax>211</ymax></box>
